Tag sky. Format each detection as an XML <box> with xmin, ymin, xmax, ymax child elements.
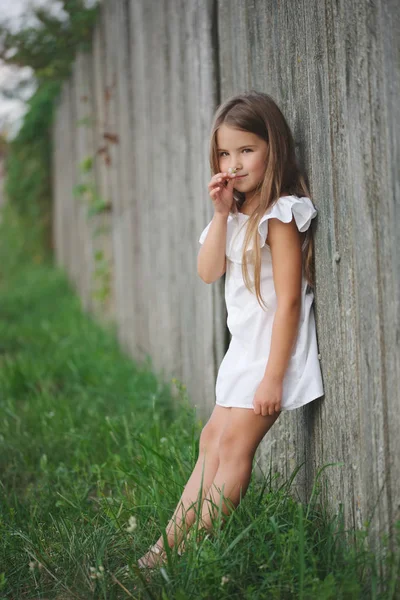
<box><xmin>0</xmin><ymin>0</ymin><xmax>30</xmax><ymax>28</ymax></box>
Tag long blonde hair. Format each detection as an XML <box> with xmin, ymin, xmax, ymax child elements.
<box><xmin>209</xmin><ymin>90</ymin><xmax>315</xmax><ymax>311</ymax></box>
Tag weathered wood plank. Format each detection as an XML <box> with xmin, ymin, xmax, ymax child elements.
<box><xmin>379</xmin><ymin>0</ymin><xmax>400</xmax><ymax>540</ymax></box>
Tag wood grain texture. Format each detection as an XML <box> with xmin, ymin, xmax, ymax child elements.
<box><xmin>51</xmin><ymin>0</ymin><xmax>399</xmax><ymax>547</ymax></box>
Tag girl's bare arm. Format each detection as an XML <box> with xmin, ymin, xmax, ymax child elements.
<box><xmin>263</xmin><ymin>218</ymin><xmax>303</xmax><ymax>381</ymax></box>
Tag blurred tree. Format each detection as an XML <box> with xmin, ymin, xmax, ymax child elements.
<box><xmin>0</xmin><ymin>0</ymin><xmax>99</xmax><ymax>256</ymax></box>
<box><xmin>0</xmin><ymin>0</ymin><xmax>98</xmax><ymax>81</ymax></box>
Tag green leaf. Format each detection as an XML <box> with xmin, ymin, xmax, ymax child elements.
<box><xmin>79</xmin><ymin>156</ymin><xmax>94</xmax><ymax>173</ymax></box>
<box><xmin>76</xmin><ymin>116</ymin><xmax>93</xmax><ymax>128</ymax></box>
<box><xmin>87</xmin><ymin>198</ymin><xmax>110</xmax><ymax>218</ymax></box>
<box><xmin>73</xmin><ymin>183</ymin><xmax>89</xmax><ymax>197</ymax></box>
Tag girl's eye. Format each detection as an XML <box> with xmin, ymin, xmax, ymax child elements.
<box><xmin>218</xmin><ymin>149</ymin><xmax>253</xmax><ymax>157</ymax></box>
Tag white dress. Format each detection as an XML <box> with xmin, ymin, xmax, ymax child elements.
<box><xmin>199</xmin><ymin>195</ymin><xmax>324</xmax><ymax>411</ymax></box>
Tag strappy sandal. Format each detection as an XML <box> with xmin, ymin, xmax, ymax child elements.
<box><xmin>137</xmin><ymin>543</ymin><xmax>167</xmax><ymax>569</ymax></box>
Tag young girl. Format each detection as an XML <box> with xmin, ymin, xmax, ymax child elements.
<box><xmin>138</xmin><ymin>90</ymin><xmax>324</xmax><ymax>569</ymax></box>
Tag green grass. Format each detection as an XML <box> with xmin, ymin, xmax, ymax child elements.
<box><xmin>0</xmin><ymin>206</ymin><xmax>399</xmax><ymax>599</ymax></box>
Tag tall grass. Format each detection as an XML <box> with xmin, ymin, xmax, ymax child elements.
<box><xmin>0</xmin><ymin>206</ymin><xmax>399</xmax><ymax>599</ymax></box>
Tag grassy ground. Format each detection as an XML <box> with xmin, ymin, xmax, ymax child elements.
<box><xmin>0</xmin><ymin>206</ymin><xmax>399</xmax><ymax>599</ymax></box>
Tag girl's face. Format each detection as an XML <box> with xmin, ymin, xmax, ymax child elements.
<box><xmin>216</xmin><ymin>124</ymin><xmax>268</xmax><ymax>201</ymax></box>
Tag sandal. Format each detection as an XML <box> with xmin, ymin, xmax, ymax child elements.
<box><xmin>137</xmin><ymin>543</ymin><xmax>167</xmax><ymax>569</ymax></box>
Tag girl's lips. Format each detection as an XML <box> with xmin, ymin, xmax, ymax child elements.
<box><xmin>235</xmin><ymin>175</ymin><xmax>247</xmax><ymax>179</ymax></box>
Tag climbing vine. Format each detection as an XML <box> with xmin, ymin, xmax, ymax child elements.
<box><xmin>74</xmin><ymin>151</ymin><xmax>112</xmax><ymax>305</ymax></box>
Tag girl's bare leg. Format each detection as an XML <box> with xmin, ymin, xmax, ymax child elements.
<box><xmin>137</xmin><ymin>406</ymin><xmax>230</xmax><ymax>568</ymax></box>
<box><xmin>199</xmin><ymin>408</ymin><xmax>280</xmax><ymax>531</ymax></box>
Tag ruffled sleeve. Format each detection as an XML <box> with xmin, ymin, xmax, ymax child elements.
<box><xmin>199</xmin><ymin>197</ymin><xmax>317</xmax><ymax>263</ymax></box>
<box><xmin>258</xmin><ymin>195</ymin><xmax>317</xmax><ymax>249</ymax></box>
<box><xmin>199</xmin><ymin>220</ymin><xmax>212</xmax><ymax>245</ymax></box>
<box><xmin>198</xmin><ymin>214</ymin><xmax>237</xmax><ymax>247</ymax></box>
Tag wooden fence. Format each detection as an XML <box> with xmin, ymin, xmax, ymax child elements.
<box><xmin>52</xmin><ymin>0</ymin><xmax>399</xmax><ymax>550</ymax></box>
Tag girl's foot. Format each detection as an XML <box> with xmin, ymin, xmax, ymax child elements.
<box><xmin>137</xmin><ymin>543</ymin><xmax>167</xmax><ymax>569</ymax></box>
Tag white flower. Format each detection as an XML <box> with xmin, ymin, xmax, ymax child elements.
<box><xmin>121</xmin><ymin>565</ymin><xmax>130</xmax><ymax>579</ymax></box>
<box><xmin>126</xmin><ymin>515</ymin><xmax>137</xmax><ymax>532</ymax></box>
<box><xmin>89</xmin><ymin>565</ymin><xmax>104</xmax><ymax>579</ymax></box>
<box><xmin>160</xmin><ymin>437</ymin><xmax>167</xmax><ymax>444</ymax></box>
<box><xmin>221</xmin><ymin>575</ymin><xmax>230</xmax><ymax>585</ymax></box>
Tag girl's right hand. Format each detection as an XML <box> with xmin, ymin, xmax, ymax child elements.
<box><xmin>208</xmin><ymin>172</ymin><xmax>236</xmax><ymax>216</ymax></box>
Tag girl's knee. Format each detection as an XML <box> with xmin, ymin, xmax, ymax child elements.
<box><xmin>217</xmin><ymin>430</ymin><xmax>253</xmax><ymax>465</ymax></box>
<box><xmin>198</xmin><ymin>421</ymin><xmax>221</xmax><ymax>455</ymax></box>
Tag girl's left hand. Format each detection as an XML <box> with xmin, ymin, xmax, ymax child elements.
<box><xmin>253</xmin><ymin>377</ymin><xmax>282</xmax><ymax>416</ymax></box>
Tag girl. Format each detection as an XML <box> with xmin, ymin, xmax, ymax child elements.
<box><xmin>138</xmin><ymin>90</ymin><xmax>324</xmax><ymax>569</ymax></box>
